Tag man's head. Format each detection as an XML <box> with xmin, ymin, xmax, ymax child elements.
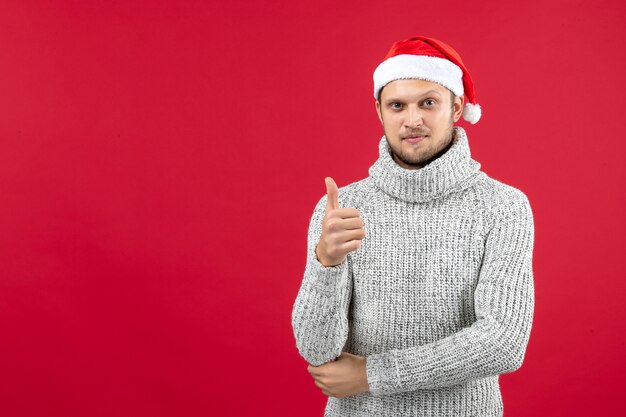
<box><xmin>372</xmin><ymin>36</ymin><xmax>480</xmax><ymax>170</ymax></box>
<box><xmin>375</xmin><ymin>78</ymin><xmax>464</xmax><ymax>170</ymax></box>
<box><xmin>373</xmin><ymin>36</ymin><xmax>481</xmax><ymax>124</ymax></box>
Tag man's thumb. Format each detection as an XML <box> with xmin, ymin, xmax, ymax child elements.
<box><xmin>325</xmin><ymin>177</ymin><xmax>339</xmax><ymax>211</ymax></box>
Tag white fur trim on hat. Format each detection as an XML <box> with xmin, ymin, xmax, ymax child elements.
<box><xmin>462</xmin><ymin>103</ymin><xmax>482</xmax><ymax>124</ymax></box>
<box><xmin>373</xmin><ymin>54</ymin><xmax>464</xmax><ymax>99</ymax></box>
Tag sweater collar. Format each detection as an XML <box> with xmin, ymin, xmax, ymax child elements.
<box><xmin>368</xmin><ymin>126</ymin><xmax>482</xmax><ymax>203</ymax></box>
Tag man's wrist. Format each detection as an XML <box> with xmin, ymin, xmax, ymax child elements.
<box><xmin>315</xmin><ymin>243</ymin><xmax>341</xmax><ymax>267</ymax></box>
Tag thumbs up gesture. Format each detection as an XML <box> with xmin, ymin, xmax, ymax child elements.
<box><xmin>315</xmin><ymin>177</ymin><xmax>366</xmax><ymax>267</ymax></box>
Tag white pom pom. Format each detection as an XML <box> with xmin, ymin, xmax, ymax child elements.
<box><xmin>462</xmin><ymin>103</ymin><xmax>482</xmax><ymax>124</ymax></box>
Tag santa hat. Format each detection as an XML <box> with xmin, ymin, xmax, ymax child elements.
<box><xmin>373</xmin><ymin>36</ymin><xmax>482</xmax><ymax>124</ymax></box>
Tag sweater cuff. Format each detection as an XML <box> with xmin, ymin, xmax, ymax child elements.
<box><xmin>306</xmin><ymin>247</ymin><xmax>349</xmax><ymax>295</ymax></box>
<box><xmin>366</xmin><ymin>350</ymin><xmax>402</xmax><ymax>396</ymax></box>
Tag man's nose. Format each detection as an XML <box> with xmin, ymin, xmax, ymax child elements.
<box><xmin>405</xmin><ymin>106</ymin><xmax>423</xmax><ymax>128</ymax></box>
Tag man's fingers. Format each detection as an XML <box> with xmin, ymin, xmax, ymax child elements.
<box><xmin>326</xmin><ymin>207</ymin><xmax>361</xmax><ymax>219</ymax></box>
<box><xmin>343</xmin><ymin>239</ymin><xmax>362</xmax><ymax>253</ymax></box>
<box><xmin>328</xmin><ymin>217</ymin><xmax>365</xmax><ymax>231</ymax></box>
<box><xmin>326</xmin><ymin>228</ymin><xmax>366</xmax><ymax>244</ymax></box>
<box><xmin>325</xmin><ymin>177</ymin><xmax>339</xmax><ymax>212</ymax></box>
<box><xmin>314</xmin><ymin>379</ymin><xmax>327</xmax><ymax>390</ymax></box>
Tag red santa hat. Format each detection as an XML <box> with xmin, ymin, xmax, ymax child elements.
<box><xmin>373</xmin><ymin>36</ymin><xmax>482</xmax><ymax>124</ymax></box>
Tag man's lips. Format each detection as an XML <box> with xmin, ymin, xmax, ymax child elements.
<box><xmin>404</xmin><ymin>135</ymin><xmax>427</xmax><ymax>144</ymax></box>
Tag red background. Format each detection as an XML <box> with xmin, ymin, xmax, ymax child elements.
<box><xmin>1</xmin><ymin>1</ymin><xmax>624</xmax><ymax>416</ymax></box>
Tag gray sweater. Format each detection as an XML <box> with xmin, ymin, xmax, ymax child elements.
<box><xmin>291</xmin><ymin>126</ymin><xmax>535</xmax><ymax>417</ymax></box>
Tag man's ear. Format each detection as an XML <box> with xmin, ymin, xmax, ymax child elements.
<box><xmin>453</xmin><ymin>95</ymin><xmax>465</xmax><ymax>122</ymax></box>
<box><xmin>375</xmin><ymin>100</ymin><xmax>383</xmax><ymax>125</ymax></box>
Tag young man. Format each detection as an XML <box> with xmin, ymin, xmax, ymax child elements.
<box><xmin>291</xmin><ymin>36</ymin><xmax>535</xmax><ymax>417</ymax></box>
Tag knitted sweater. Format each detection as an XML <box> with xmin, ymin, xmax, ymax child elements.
<box><xmin>291</xmin><ymin>126</ymin><xmax>535</xmax><ymax>417</ymax></box>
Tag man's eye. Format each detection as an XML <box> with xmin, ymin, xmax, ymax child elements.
<box><xmin>391</xmin><ymin>103</ymin><xmax>402</xmax><ymax>109</ymax></box>
<box><xmin>424</xmin><ymin>99</ymin><xmax>435</xmax><ymax>106</ymax></box>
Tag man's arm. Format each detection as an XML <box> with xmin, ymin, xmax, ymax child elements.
<box><xmin>366</xmin><ymin>190</ymin><xmax>535</xmax><ymax>396</ymax></box>
<box><xmin>291</xmin><ymin>194</ymin><xmax>353</xmax><ymax>366</ymax></box>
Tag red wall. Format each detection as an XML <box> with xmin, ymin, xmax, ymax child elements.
<box><xmin>1</xmin><ymin>1</ymin><xmax>624</xmax><ymax>416</ymax></box>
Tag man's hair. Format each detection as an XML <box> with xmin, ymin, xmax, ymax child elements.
<box><xmin>377</xmin><ymin>85</ymin><xmax>456</xmax><ymax>111</ymax></box>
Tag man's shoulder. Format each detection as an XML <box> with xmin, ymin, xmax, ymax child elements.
<box><xmin>472</xmin><ymin>173</ymin><xmax>532</xmax><ymax>218</ymax></box>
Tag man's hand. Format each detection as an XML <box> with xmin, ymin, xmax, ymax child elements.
<box><xmin>307</xmin><ymin>352</ymin><xmax>369</xmax><ymax>398</ymax></box>
<box><xmin>315</xmin><ymin>177</ymin><xmax>366</xmax><ymax>267</ymax></box>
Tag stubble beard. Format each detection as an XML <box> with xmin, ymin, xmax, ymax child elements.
<box><xmin>388</xmin><ymin>115</ymin><xmax>456</xmax><ymax>169</ymax></box>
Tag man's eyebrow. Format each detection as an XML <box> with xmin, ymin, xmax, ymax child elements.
<box><xmin>383</xmin><ymin>89</ymin><xmax>443</xmax><ymax>103</ymax></box>
<box><xmin>421</xmin><ymin>89</ymin><xmax>443</xmax><ymax>97</ymax></box>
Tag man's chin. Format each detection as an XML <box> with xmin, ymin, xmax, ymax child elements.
<box><xmin>392</xmin><ymin>151</ymin><xmax>428</xmax><ymax>168</ymax></box>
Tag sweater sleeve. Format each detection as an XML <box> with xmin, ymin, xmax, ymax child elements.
<box><xmin>291</xmin><ymin>195</ymin><xmax>353</xmax><ymax>366</ymax></box>
<box><xmin>365</xmin><ymin>190</ymin><xmax>535</xmax><ymax>396</ymax></box>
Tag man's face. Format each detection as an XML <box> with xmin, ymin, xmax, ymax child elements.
<box><xmin>375</xmin><ymin>79</ymin><xmax>464</xmax><ymax>170</ymax></box>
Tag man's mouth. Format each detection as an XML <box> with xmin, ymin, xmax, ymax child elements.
<box><xmin>403</xmin><ymin>135</ymin><xmax>427</xmax><ymax>144</ymax></box>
